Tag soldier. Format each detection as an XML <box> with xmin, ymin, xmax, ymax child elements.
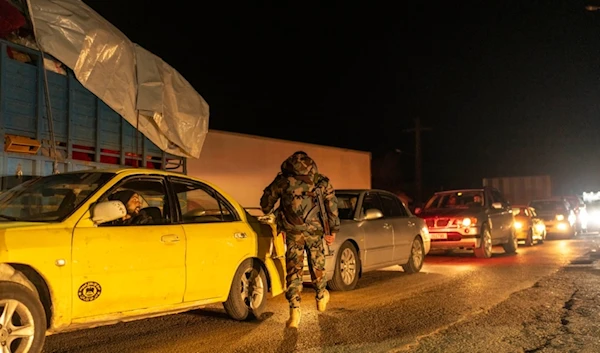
<box><xmin>260</xmin><ymin>151</ymin><xmax>340</xmax><ymax>328</ymax></box>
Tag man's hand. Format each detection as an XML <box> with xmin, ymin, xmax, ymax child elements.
<box><xmin>324</xmin><ymin>233</ymin><xmax>336</xmax><ymax>246</ymax></box>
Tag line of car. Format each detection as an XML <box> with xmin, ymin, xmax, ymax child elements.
<box><xmin>311</xmin><ymin>186</ymin><xmax>587</xmax><ymax>296</ymax></box>
<box><xmin>0</xmin><ymin>169</ymin><xmax>587</xmax><ymax>353</ymax></box>
<box><xmin>414</xmin><ymin>187</ymin><xmax>582</xmax><ymax>259</ymax></box>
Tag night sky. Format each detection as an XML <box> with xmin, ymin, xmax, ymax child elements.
<box><xmin>83</xmin><ymin>0</ymin><xmax>600</xmax><ymax>197</ymax></box>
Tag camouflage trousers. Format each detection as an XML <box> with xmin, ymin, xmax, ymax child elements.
<box><xmin>285</xmin><ymin>230</ymin><xmax>327</xmax><ymax>309</ymax></box>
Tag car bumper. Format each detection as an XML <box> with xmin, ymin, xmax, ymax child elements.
<box><xmin>544</xmin><ymin>220</ymin><xmax>573</xmax><ymax>234</ymax></box>
<box><xmin>515</xmin><ymin>229</ymin><xmax>529</xmax><ymax>240</ymax></box>
<box><xmin>428</xmin><ymin>226</ymin><xmax>481</xmax><ymax>249</ymax></box>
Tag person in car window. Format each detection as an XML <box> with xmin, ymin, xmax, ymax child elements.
<box><xmin>472</xmin><ymin>194</ymin><xmax>483</xmax><ymax>206</ymax></box>
<box><xmin>447</xmin><ymin>195</ymin><xmax>457</xmax><ymax>206</ymax></box>
<box><xmin>108</xmin><ymin>190</ymin><xmax>153</xmax><ymax>226</ymax></box>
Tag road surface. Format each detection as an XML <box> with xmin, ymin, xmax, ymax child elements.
<box><xmin>43</xmin><ymin>235</ymin><xmax>598</xmax><ymax>353</ymax></box>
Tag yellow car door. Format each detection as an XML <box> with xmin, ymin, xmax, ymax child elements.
<box><xmin>168</xmin><ymin>177</ymin><xmax>253</xmax><ymax>302</ymax></box>
<box><xmin>71</xmin><ymin>175</ymin><xmax>187</xmax><ymax>319</ymax></box>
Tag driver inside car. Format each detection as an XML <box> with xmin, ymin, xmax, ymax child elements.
<box><xmin>106</xmin><ymin>189</ymin><xmax>153</xmax><ymax>226</ymax></box>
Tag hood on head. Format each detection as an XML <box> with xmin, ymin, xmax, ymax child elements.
<box><xmin>281</xmin><ymin>151</ymin><xmax>318</xmax><ymax>178</ymax></box>
<box><xmin>109</xmin><ymin>189</ymin><xmax>136</xmax><ymax>206</ymax></box>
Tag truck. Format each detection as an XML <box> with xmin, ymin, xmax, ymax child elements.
<box><xmin>482</xmin><ymin>175</ymin><xmax>552</xmax><ymax>206</ymax></box>
<box><xmin>0</xmin><ymin>38</ymin><xmax>186</xmax><ymax>191</ymax></box>
<box><xmin>0</xmin><ymin>38</ymin><xmax>372</xmax><ymax>200</ymax></box>
<box><xmin>187</xmin><ymin>130</ymin><xmax>372</xmax><ymax>209</ymax></box>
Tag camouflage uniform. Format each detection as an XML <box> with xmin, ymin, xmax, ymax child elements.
<box><xmin>260</xmin><ymin>151</ymin><xmax>340</xmax><ymax>309</ymax></box>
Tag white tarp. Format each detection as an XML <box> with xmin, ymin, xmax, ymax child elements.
<box><xmin>25</xmin><ymin>0</ymin><xmax>209</xmax><ymax>158</ymax></box>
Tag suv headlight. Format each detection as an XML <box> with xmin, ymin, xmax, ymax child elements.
<box><xmin>459</xmin><ymin>217</ymin><xmax>477</xmax><ymax>227</ymax></box>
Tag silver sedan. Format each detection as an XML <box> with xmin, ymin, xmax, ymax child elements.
<box><xmin>303</xmin><ymin>189</ymin><xmax>431</xmax><ymax>291</ymax></box>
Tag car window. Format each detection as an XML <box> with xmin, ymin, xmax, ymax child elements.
<box><xmin>379</xmin><ymin>193</ymin><xmax>408</xmax><ymax>217</ymax></box>
<box><xmin>491</xmin><ymin>189</ymin><xmax>505</xmax><ymax>204</ymax></box>
<box><xmin>398</xmin><ymin>199</ymin><xmax>411</xmax><ymax>217</ymax></box>
<box><xmin>336</xmin><ymin>193</ymin><xmax>359</xmax><ymax>220</ymax></box>
<box><xmin>170</xmin><ymin>178</ymin><xmax>239</xmax><ymax>223</ymax></box>
<box><xmin>530</xmin><ymin>200</ymin><xmax>567</xmax><ymax>212</ymax></box>
<box><xmin>99</xmin><ymin>176</ymin><xmax>170</xmax><ymax>227</ymax></box>
<box><xmin>0</xmin><ymin>172</ymin><xmax>114</xmax><ymax>222</ymax></box>
<box><xmin>425</xmin><ymin>191</ymin><xmax>484</xmax><ymax>209</ymax></box>
<box><xmin>361</xmin><ymin>193</ymin><xmax>383</xmax><ymax>217</ymax></box>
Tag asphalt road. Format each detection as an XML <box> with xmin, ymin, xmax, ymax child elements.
<box><xmin>43</xmin><ymin>235</ymin><xmax>597</xmax><ymax>353</ymax></box>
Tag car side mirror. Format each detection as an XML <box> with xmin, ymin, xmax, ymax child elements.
<box><xmin>91</xmin><ymin>200</ymin><xmax>127</xmax><ymax>224</ymax></box>
<box><xmin>414</xmin><ymin>207</ymin><xmax>422</xmax><ymax>215</ymax></box>
<box><xmin>364</xmin><ymin>208</ymin><xmax>383</xmax><ymax>220</ymax></box>
<box><xmin>491</xmin><ymin>202</ymin><xmax>503</xmax><ymax>210</ymax></box>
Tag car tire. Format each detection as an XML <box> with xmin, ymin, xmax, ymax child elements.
<box><xmin>502</xmin><ymin>227</ymin><xmax>518</xmax><ymax>254</ymax></box>
<box><xmin>402</xmin><ymin>236</ymin><xmax>425</xmax><ymax>274</ymax></box>
<box><xmin>524</xmin><ymin>229</ymin><xmax>534</xmax><ymax>247</ymax></box>
<box><xmin>328</xmin><ymin>242</ymin><xmax>360</xmax><ymax>291</ymax></box>
<box><xmin>0</xmin><ymin>281</ymin><xmax>46</xmax><ymax>353</ymax></box>
<box><xmin>474</xmin><ymin>225</ymin><xmax>493</xmax><ymax>259</ymax></box>
<box><xmin>223</xmin><ymin>259</ymin><xmax>267</xmax><ymax>321</ymax></box>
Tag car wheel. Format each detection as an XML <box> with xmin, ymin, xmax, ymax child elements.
<box><xmin>0</xmin><ymin>281</ymin><xmax>46</xmax><ymax>353</ymax></box>
<box><xmin>524</xmin><ymin>229</ymin><xmax>534</xmax><ymax>247</ymax></box>
<box><xmin>474</xmin><ymin>225</ymin><xmax>493</xmax><ymax>259</ymax></box>
<box><xmin>502</xmin><ymin>227</ymin><xmax>518</xmax><ymax>254</ymax></box>
<box><xmin>328</xmin><ymin>242</ymin><xmax>360</xmax><ymax>291</ymax></box>
<box><xmin>402</xmin><ymin>236</ymin><xmax>425</xmax><ymax>274</ymax></box>
<box><xmin>223</xmin><ymin>259</ymin><xmax>267</xmax><ymax>321</ymax></box>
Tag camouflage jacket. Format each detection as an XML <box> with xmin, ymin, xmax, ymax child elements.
<box><xmin>260</xmin><ymin>152</ymin><xmax>340</xmax><ymax>235</ymax></box>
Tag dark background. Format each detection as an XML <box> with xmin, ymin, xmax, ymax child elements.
<box><xmin>84</xmin><ymin>0</ymin><xmax>600</xmax><ymax>200</ymax></box>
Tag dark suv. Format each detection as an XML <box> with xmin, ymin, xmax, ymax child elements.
<box><xmin>415</xmin><ymin>187</ymin><xmax>518</xmax><ymax>258</ymax></box>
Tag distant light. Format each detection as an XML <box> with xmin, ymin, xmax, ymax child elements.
<box><xmin>583</xmin><ymin>191</ymin><xmax>600</xmax><ymax>202</ymax></box>
<box><xmin>514</xmin><ymin>221</ymin><xmax>523</xmax><ymax>229</ymax></box>
<box><xmin>557</xmin><ymin>223</ymin><xmax>568</xmax><ymax>230</ymax></box>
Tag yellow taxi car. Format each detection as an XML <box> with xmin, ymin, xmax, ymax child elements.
<box><xmin>511</xmin><ymin>205</ymin><xmax>546</xmax><ymax>246</ymax></box>
<box><xmin>0</xmin><ymin>169</ymin><xmax>286</xmax><ymax>353</ymax></box>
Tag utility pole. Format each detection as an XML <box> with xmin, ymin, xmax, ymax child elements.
<box><xmin>403</xmin><ymin>118</ymin><xmax>431</xmax><ymax>206</ymax></box>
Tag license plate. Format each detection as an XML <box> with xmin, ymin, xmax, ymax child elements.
<box><xmin>430</xmin><ymin>232</ymin><xmax>447</xmax><ymax>240</ymax></box>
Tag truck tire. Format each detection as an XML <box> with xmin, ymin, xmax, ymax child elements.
<box><xmin>0</xmin><ymin>281</ymin><xmax>46</xmax><ymax>353</ymax></box>
<box><xmin>223</xmin><ymin>259</ymin><xmax>267</xmax><ymax>321</ymax></box>
<box><xmin>474</xmin><ymin>225</ymin><xmax>493</xmax><ymax>259</ymax></box>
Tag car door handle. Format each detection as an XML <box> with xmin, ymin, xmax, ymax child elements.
<box><xmin>408</xmin><ymin>221</ymin><xmax>416</xmax><ymax>227</ymax></box>
<box><xmin>234</xmin><ymin>232</ymin><xmax>247</xmax><ymax>239</ymax></box>
<box><xmin>383</xmin><ymin>223</ymin><xmax>392</xmax><ymax>230</ymax></box>
<box><xmin>161</xmin><ymin>234</ymin><xmax>180</xmax><ymax>243</ymax></box>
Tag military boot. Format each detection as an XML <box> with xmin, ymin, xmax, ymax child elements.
<box><xmin>317</xmin><ymin>290</ymin><xmax>330</xmax><ymax>312</ymax></box>
<box><xmin>286</xmin><ymin>308</ymin><xmax>301</xmax><ymax>328</ymax></box>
